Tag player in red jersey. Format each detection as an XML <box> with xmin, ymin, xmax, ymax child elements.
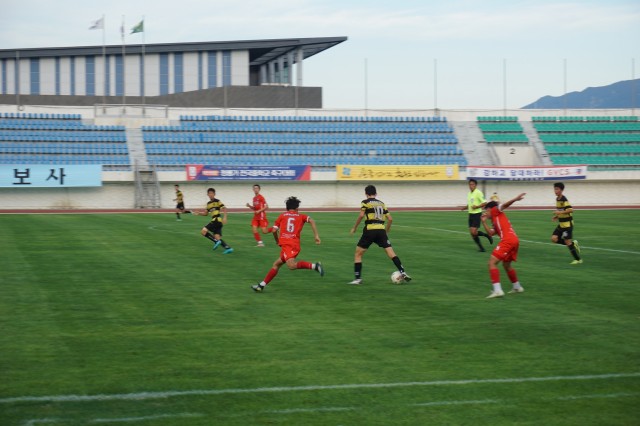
<box><xmin>252</xmin><ymin>196</ymin><xmax>324</xmax><ymax>292</ymax></box>
<box><xmin>245</xmin><ymin>184</ymin><xmax>273</xmax><ymax>247</ymax></box>
<box><xmin>481</xmin><ymin>193</ymin><xmax>526</xmax><ymax>299</ymax></box>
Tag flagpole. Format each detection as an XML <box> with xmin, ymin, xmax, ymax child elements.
<box><xmin>121</xmin><ymin>15</ymin><xmax>126</xmax><ymax>113</ymax></box>
<box><xmin>101</xmin><ymin>14</ymin><xmax>106</xmax><ymax>108</ymax></box>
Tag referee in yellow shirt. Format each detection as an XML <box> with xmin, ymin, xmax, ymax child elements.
<box><xmin>460</xmin><ymin>179</ymin><xmax>493</xmax><ymax>252</ymax></box>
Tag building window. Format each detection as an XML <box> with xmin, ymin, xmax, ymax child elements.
<box><xmin>159</xmin><ymin>53</ymin><xmax>169</xmax><ymax>95</ymax></box>
<box><xmin>55</xmin><ymin>57</ymin><xmax>60</xmax><ymax>95</ymax></box>
<box><xmin>174</xmin><ymin>52</ymin><xmax>183</xmax><ymax>93</ymax></box>
<box><xmin>207</xmin><ymin>51</ymin><xmax>217</xmax><ymax>88</ymax></box>
<box><xmin>86</xmin><ymin>56</ymin><xmax>95</xmax><ymax>96</ymax></box>
<box><xmin>139</xmin><ymin>54</ymin><xmax>145</xmax><ymax>97</ymax></box>
<box><xmin>70</xmin><ymin>57</ymin><xmax>75</xmax><ymax>96</ymax></box>
<box><xmin>115</xmin><ymin>55</ymin><xmax>124</xmax><ymax>96</ymax></box>
<box><xmin>104</xmin><ymin>55</ymin><xmax>110</xmax><ymax>96</ymax></box>
<box><xmin>30</xmin><ymin>58</ymin><xmax>40</xmax><ymax>95</ymax></box>
<box><xmin>1</xmin><ymin>59</ymin><xmax>6</xmax><ymax>95</ymax></box>
<box><xmin>222</xmin><ymin>51</ymin><xmax>231</xmax><ymax>86</ymax></box>
<box><xmin>198</xmin><ymin>52</ymin><xmax>203</xmax><ymax>90</ymax></box>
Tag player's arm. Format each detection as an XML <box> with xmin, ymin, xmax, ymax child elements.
<box><xmin>501</xmin><ymin>193</ymin><xmax>526</xmax><ymax>210</ymax></box>
<box><xmin>386</xmin><ymin>212</ymin><xmax>393</xmax><ymax>233</ymax></box>
<box><xmin>271</xmin><ymin>225</ymin><xmax>280</xmax><ymax>244</ymax></box>
<box><xmin>480</xmin><ymin>213</ymin><xmax>495</xmax><ymax>236</ymax></box>
<box><xmin>221</xmin><ymin>206</ymin><xmax>228</xmax><ymax>224</ymax></box>
<box><xmin>245</xmin><ymin>202</ymin><xmax>254</xmax><ymax>209</ymax></box>
<box><xmin>308</xmin><ymin>218</ymin><xmax>321</xmax><ymax>244</ymax></box>
<box><xmin>350</xmin><ymin>211</ymin><xmax>365</xmax><ymax>234</ymax></box>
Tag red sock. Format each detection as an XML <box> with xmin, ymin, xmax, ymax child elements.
<box><xmin>296</xmin><ymin>261</ymin><xmax>313</xmax><ymax>270</ymax></box>
<box><xmin>264</xmin><ymin>268</ymin><xmax>278</xmax><ymax>284</ymax></box>
<box><xmin>490</xmin><ymin>268</ymin><xmax>500</xmax><ymax>284</ymax></box>
<box><xmin>253</xmin><ymin>232</ymin><xmax>261</xmax><ymax>242</ymax></box>
<box><xmin>266</xmin><ymin>227</ymin><xmax>273</xmax><ymax>233</ymax></box>
<box><xmin>507</xmin><ymin>269</ymin><xmax>518</xmax><ymax>283</ymax></box>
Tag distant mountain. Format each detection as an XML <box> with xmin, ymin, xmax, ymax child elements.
<box><xmin>522</xmin><ymin>78</ymin><xmax>640</xmax><ymax>109</ymax></box>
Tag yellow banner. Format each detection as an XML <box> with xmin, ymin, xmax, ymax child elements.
<box><xmin>336</xmin><ymin>165</ymin><xmax>459</xmax><ymax>181</ymax></box>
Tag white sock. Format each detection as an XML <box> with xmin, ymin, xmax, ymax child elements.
<box><xmin>512</xmin><ymin>282</ymin><xmax>522</xmax><ymax>290</ymax></box>
<box><xmin>492</xmin><ymin>283</ymin><xmax>503</xmax><ymax>292</ymax></box>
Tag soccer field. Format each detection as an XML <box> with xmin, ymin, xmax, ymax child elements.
<box><xmin>1</xmin><ymin>210</ymin><xmax>639</xmax><ymax>425</ymax></box>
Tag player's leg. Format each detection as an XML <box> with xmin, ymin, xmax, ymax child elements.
<box><xmin>503</xmin><ymin>259</ymin><xmax>524</xmax><ymax>293</ymax></box>
<box><xmin>201</xmin><ymin>226</ymin><xmax>219</xmax><ymax>247</ymax></box>
<box><xmin>383</xmin><ymin>246</ymin><xmax>411</xmax><ymax>282</ymax></box>
<box><xmin>350</xmin><ymin>246</ymin><xmax>367</xmax><ymax>284</ymax></box>
<box><xmin>253</xmin><ymin>257</ymin><xmax>284</xmax><ymax>292</ymax></box>
<box><xmin>469</xmin><ymin>214</ymin><xmax>486</xmax><ymax>251</ymax></box>
<box><xmin>487</xmin><ymin>255</ymin><xmax>505</xmax><ymax>298</ymax></box>
<box><xmin>564</xmin><ymin>228</ymin><xmax>581</xmax><ymax>263</ymax></box>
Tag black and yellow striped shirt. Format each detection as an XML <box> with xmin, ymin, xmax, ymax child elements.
<box><xmin>361</xmin><ymin>198</ymin><xmax>388</xmax><ymax>231</ymax></box>
<box><xmin>206</xmin><ymin>198</ymin><xmax>225</xmax><ymax>222</ymax></box>
<box><xmin>556</xmin><ymin>195</ymin><xmax>574</xmax><ymax>228</ymax></box>
<box><xmin>175</xmin><ymin>190</ymin><xmax>184</xmax><ymax>203</ymax></box>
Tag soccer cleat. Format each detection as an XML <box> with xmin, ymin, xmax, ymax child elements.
<box><xmin>486</xmin><ymin>234</ymin><xmax>493</xmax><ymax>245</ymax></box>
<box><xmin>570</xmin><ymin>259</ymin><xmax>583</xmax><ymax>265</ymax></box>
<box><xmin>573</xmin><ymin>240</ymin><xmax>581</xmax><ymax>255</ymax></box>
<box><xmin>348</xmin><ymin>279</ymin><xmax>362</xmax><ymax>285</ymax></box>
<box><xmin>508</xmin><ymin>287</ymin><xmax>524</xmax><ymax>294</ymax></box>
<box><xmin>223</xmin><ymin>248</ymin><xmax>234</xmax><ymax>254</ymax></box>
<box><xmin>401</xmin><ymin>272</ymin><xmax>412</xmax><ymax>282</ymax></box>
<box><xmin>257</xmin><ymin>241</ymin><xmax>265</xmax><ymax>247</ymax></box>
<box><xmin>176</xmin><ymin>218</ymin><xmax>182</xmax><ymax>222</ymax></box>
<box><xmin>251</xmin><ymin>284</ymin><xmax>264</xmax><ymax>292</ymax></box>
<box><xmin>315</xmin><ymin>262</ymin><xmax>324</xmax><ymax>277</ymax></box>
<box><xmin>486</xmin><ymin>290</ymin><xmax>505</xmax><ymax>299</ymax></box>
<box><xmin>478</xmin><ymin>247</ymin><xmax>486</xmax><ymax>252</ymax></box>
<box><xmin>213</xmin><ymin>240</ymin><xmax>221</xmax><ymax>250</ymax></box>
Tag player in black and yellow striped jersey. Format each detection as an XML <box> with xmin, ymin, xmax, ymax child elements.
<box><xmin>173</xmin><ymin>184</ymin><xmax>191</xmax><ymax>221</ymax></box>
<box><xmin>194</xmin><ymin>188</ymin><xmax>234</xmax><ymax>254</ymax></box>
<box><xmin>551</xmin><ymin>182</ymin><xmax>582</xmax><ymax>264</ymax></box>
<box><xmin>348</xmin><ymin>185</ymin><xmax>411</xmax><ymax>285</ymax></box>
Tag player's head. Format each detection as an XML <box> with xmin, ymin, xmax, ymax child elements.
<box><xmin>285</xmin><ymin>196</ymin><xmax>301</xmax><ymax>211</ymax></box>
<box><xmin>253</xmin><ymin>184</ymin><xmax>261</xmax><ymax>194</ymax></box>
<box><xmin>468</xmin><ymin>179</ymin><xmax>478</xmax><ymax>190</ymax></box>
<box><xmin>554</xmin><ymin>182</ymin><xmax>565</xmax><ymax>190</ymax></box>
<box><xmin>207</xmin><ymin>188</ymin><xmax>216</xmax><ymax>198</ymax></box>
<box><xmin>365</xmin><ymin>185</ymin><xmax>377</xmax><ymax>197</ymax></box>
<box><xmin>484</xmin><ymin>200</ymin><xmax>498</xmax><ymax>210</ymax></box>
<box><xmin>174</xmin><ymin>184</ymin><xmax>179</xmax><ymax>190</ymax></box>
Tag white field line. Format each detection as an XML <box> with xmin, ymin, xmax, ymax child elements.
<box><xmin>3</xmin><ymin>372</ymin><xmax>639</xmax><ymax>405</ymax></box>
<box><xmin>404</xmin><ymin>225</ymin><xmax>640</xmax><ymax>255</ymax></box>
<box><xmin>20</xmin><ymin>393</ymin><xmax>640</xmax><ymax>424</ymax></box>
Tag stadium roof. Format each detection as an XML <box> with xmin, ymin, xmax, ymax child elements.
<box><xmin>0</xmin><ymin>36</ymin><xmax>348</xmax><ymax>65</ymax></box>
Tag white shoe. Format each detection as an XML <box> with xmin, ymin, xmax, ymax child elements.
<box><xmin>486</xmin><ymin>290</ymin><xmax>505</xmax><ymax>299</ymax></box>
<box><xmin>348</xmin><ymin>279</ymin><xmax>362</xmax><ymax>285</ymax></box>
<box><xmin>508</xmin><ymin>287</ymin><xmax>524</xmax><ymax>294</ymax></box>
<box><xmin>256</xmin><ymin>242</ymin><xmax>265</xmax><ymax>247</ymax></box>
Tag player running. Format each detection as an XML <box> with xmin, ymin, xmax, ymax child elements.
<box><xmin>481</xmin><ymin>193</ymin><xmax>526</xmax><ymax>299</ymax></box>
<box><xmin>245</xmin><ymin>184</ymin><xmax>273</xmax><ymax>247</ymax></box>
<box><xmin>252</xmin><ymin>196</ymin><xmax>324</xmax><ymax>292</ymax></box>
<box><xmin>551</xmin><ymin>182</ymin><xmax>582</xmax><ymax>264</ymax></box>
<box><xmin>194</xmin><ymin>188</ymin><xmax>234</xmax><ymax>255</ymax></box>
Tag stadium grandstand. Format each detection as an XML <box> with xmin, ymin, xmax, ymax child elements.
<box><xmin>0</xmin><ymin>36</ymin><xmax>639</xmax><ymax>210</ymax></box>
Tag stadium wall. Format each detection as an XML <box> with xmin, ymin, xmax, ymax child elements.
<box><xmin>1</xmin><ymin>170</ymin><xmax>639</xmax><ymax>210</ymax></box>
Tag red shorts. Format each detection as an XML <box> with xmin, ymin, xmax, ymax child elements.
<box><xmin>252</xmin><ymin>217</ymin><xmax>269</xmax><ymax>228</ymax></box>
<box><xmin>492</xmin><ymin>239</ymin><xmax>519</xmax><ymax>262</ymax></box>
<box><xmin>280</xmin><ymin>244</ymin><xmax>301</xmax><ymax>262</ymax></box>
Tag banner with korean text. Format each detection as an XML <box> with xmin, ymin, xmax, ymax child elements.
<box><xmin>0</xmin><ymin>165</ymin><xmax>102</xmax><ymax>187</ymax></box>
<box><xmin>466</xmin><ymin>165</ymin><xmax>587</xmax><ymax>181</ymax></box>
<box><xmin>336</xmin><ymin>165</ymin><xmax>459</xmax><ymax>181</ymax></box>
<box><xmin>186</xmin><ymin>165</ymin><xmax>311</xmax><ymax>181</ymax></box>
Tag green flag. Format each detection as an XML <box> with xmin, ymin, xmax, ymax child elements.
<box><xmin>130</xmin><ymin>20</ymin><xmax>144</xmax><ymax>34</ymax></box>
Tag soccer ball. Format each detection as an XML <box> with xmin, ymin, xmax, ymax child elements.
<box><xmin>391</xmin><ymin>271</ymin><xmax>404</xmax><ymax>284</ymax></box>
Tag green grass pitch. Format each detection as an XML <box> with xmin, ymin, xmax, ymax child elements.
<box><xmin>1</xmin><ymin>209</ymin><xmax>639</xmax><ymax>425</ymax></box>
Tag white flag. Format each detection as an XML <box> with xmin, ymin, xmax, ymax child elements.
<box><xmin>89</xmin><ymin>17</ymin><xmax>104</xmax><ymax>30</ymax></box>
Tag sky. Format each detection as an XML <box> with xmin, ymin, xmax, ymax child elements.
<box><xmin>1</xmin><ymin>0</ymin><xmax>639</xmax><ymax>110</ymax></box>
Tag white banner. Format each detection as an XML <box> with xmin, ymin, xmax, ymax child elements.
<box><xmin>466</xmin><ymin>165</ymin><xmax>587</xmax><ymax>181</ymax></box>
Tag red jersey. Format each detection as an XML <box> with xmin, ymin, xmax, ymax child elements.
<box><xmin>252</xmin><ymin>194</ymin><xmax>268</xmax><ymax>221</ymax></box>
<box><xmin>273</xmin><ymin>210</ymin><xmax>310</xmax><ymax>246</ymax></box>
<box><xmin>488</xmin><ymin>205</ymin><xmax>518</xmax><ymax>243</ymax></box>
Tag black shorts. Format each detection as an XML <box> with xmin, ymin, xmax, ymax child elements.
<box><xmin>553</xmin><ymin>225</ymin><xmax>573</xmax><ymax>241</ymax></box>
<box><xmin>205</xmin><ymin>220</ymin><xmax>223</xmax><ymax>235</ymax></box>
<box><xmin>176</xmin><ymin>202</ymin><xmax>185</xmax><ymax>210</ymax></box>
<box><xmin>357</xmin><ymin>229</ymin><xmax>391</xmax><ymax>249</ymax></box>
<box><xmin>468</xmin><ymin>213</ymin><xmax>482</xmax><ymax>228</ymax></box>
